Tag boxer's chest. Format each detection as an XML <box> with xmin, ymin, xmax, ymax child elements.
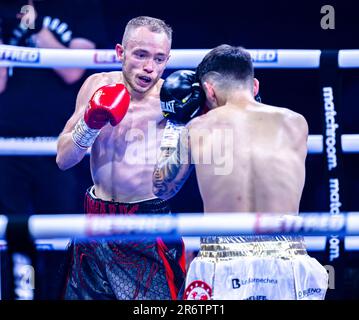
<box><xmin>98</xmin><ymin>101</ymin><xmax>164</xmax><ymax>154</ymax></box>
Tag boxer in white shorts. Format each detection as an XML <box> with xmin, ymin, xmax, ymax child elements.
<box><xmin>184</xmin><ymin>235</ymin><xmax>328</xmax><ymax>300</ymax></box>
<box><xmin>153</xmin><ymin>45</ymin><xmax>328</xmax><ymax>300</ymax></box>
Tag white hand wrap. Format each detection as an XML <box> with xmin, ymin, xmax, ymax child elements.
<box><xmin>160</xmin><ymin>120</ymin><xmax>185</xmax><ymax>150</ymax></box>
<box><xmin>71</xmin><ymin>118</ymin><xmax>100</xmax><ymax>149</ymax></box>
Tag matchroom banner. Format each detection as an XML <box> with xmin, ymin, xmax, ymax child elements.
<box><xmin>319</xmin><ymin>50</ymin><xmax>345</xmax><ymax>299</ymax></box>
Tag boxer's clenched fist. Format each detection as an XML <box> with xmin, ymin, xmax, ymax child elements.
<box><xmin>160</xmin><ymin>70</ymin><xmax>205</xmax><ymax>124</ymax></box>
<box><xmin>72</xmin><ymin>83</ymin><xmax>130</xmax><ymax>149</ymax></box>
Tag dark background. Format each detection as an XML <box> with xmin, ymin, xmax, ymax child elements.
<box><xmin>103</xmin><ymin>0</ymin><xmax>357</xmax><ymax>50</ymax></box>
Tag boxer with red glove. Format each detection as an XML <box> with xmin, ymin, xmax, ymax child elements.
<box><xmin>71</xmin><ymin>83</ymin><xmax>130</xmax><ymax>149</ymax></box>
<box><xmin>59</xmin><ymin>16</ymin><xmax>190</xmax><ymax>301</ymax></box>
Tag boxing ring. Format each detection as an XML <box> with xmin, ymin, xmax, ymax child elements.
<box><xmin>1</xmin><ymin>44</ymin><xmax>359</xmax><ymax>300</ymax></box>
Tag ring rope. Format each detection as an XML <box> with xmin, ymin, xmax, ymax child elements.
<box><xmin>3</xmin><ymin>45</ymin><xmax>359</xmax><ymax>69</ymax></box>
<box><xmin>1</xmin><ymin>134</ymin><xmax>359</xmax><ymax>155</ymax></box>
<box><xmin>0</xmin><ymin>212</ymin><xmax>359</xmax><ymax>240</ymax></box>
<box><xmin>1</xmin><ymin>45</ymin><xmax>359</xmax><ymax>69</ymax></box>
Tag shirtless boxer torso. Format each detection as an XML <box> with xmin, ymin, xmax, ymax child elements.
<box><xmin>56</xmin><ymin>17</ymin><xmax>185</xmax><ymax>300</ymax></box>
<box><xmin>153</xmin><ymin>45</ymin><xmax>328</xmax><ymax>300</ymax></box>
<box><xmin>58</xmin><ymin>71</ymin><xmax>165</xmax><ymax>202</ymax></box>
<box><xmin>189</xmin><ymin>101</ymin><xmax>307</xmax><ymax>214</ymax></box>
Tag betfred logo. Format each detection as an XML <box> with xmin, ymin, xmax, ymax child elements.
<box><xmin>0</xmin><ymin>47</ymin><xmax>39</xmax><ymax>63</ymax></box>
<box><xmin>94</xmin><ymin>51</ymin><xmax>120</xmax><ymax>64</ymax></box>
<box><xmin>184</xmin><ymin>280</ymin><xmax>212</xmax><ymax>300</ymax></box>
<box><xmin>250</xmin><ymin>50</ymin><xmax>278</xmax><ymax>63</ymax></box>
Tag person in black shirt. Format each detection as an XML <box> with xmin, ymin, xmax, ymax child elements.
<box><xmin>0</xmin><ymin>0</ymin><xmax>106</xmax><ymax>215</ymax></box>
<box><xmin>0</xmin><ymin>0</ymin><xmax>106</xmax><ymax>299</ymax></box>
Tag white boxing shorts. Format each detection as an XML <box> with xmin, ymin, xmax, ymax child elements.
<box><xmin>184</xmin><ymin>236</ymin><xmax>328</xmax><ymax>300</ymax></box>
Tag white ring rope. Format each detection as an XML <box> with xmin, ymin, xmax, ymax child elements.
<box><xmin>339</xmin><ymin>50</ymin><xmax>359</xmax><ymax>68</ymax></box>
<box><xmin>1</xmin><ymin>134</ymin><xmax>359</xmax><ymax>155</ymax></box>
<box><xmin>1</xmin><ymin>45</ymin><xmax>359</xmax><ymax>69</ymax></box>
<box><xmin>1</xmin><ymin>213</ymin><xmax>359</xmax><ymax>251</ymax></box>
<box><xmin>1</xmin><ymin>45</ymin><xmax>358</xmax><ymax>155</ymax></box>
<box><xmin>3</xmin><ymin>44</ymin><xmax>357</xmax><ymax>69</ymax></box>
<box><xmin>0</xmin><ymin>212</ymin><xmax>359</xmax><ymax>240</ymax></box>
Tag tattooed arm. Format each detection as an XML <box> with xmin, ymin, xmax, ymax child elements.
<box><xmin>153</xmin><ymin>122</ymin><xmax>194</xmax><ymax>200</ymax></box>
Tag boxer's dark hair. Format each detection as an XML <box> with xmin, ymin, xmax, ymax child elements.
<box><xmin>197</xmin><ymin>45</ymin><xmax>253</xmax><ymax>85</ymax></box>
<box><xmin>122</xmin><ymin>16</ymin><xmax>172</xmax><ymax>46</ymax></box>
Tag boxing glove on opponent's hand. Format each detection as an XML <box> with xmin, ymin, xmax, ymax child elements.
<box><xmin>160</xmin><ymin>70</ymin><xmax>205</xmax><ymax>149</ymax></box>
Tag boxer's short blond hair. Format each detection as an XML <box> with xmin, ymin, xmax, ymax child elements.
<box><xmin>122</xmin><ymin>16</ymin><xmax>172</xmax><ymax>46</ymax></box>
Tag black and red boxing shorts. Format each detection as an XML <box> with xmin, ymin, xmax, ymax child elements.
<box><xmin>62</xmin><ymin>186</ymin><xmax>186</xmax><ymax>300</ymax></box>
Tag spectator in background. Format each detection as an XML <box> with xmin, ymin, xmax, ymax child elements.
<box><xmin>0</xmin><ymin>0</ymin><xmax>106</xmax><ymax>215</ymax></box>
<box><xmin>0</xmin><ymin>0</ymin><xmax>106</xmax><ymax>299</ymax></box>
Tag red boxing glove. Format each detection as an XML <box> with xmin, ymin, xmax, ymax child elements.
<box><xmin>85</xmin><ymin>83</ymin><xmax>130</xmax><ymax>129</ymax></box>
<box><xmin>72</xmin><ymin>83</ymin><xmax>130</xmax><ymax>149</ymax></box>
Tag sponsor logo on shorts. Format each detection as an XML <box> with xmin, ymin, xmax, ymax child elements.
<box><xmin>232</xmin><ymin>277</ymin><xmax>278</xmax><ymax>289</ymax></box>
<box><xmin>0</xmin><ymin>47</ymin><xmax>39</xmax><ymax>63</ymax></box>
<box><xmin>245</xmin><ymin>295</ymin><xmax>267</xmax><ymax>300</ymax></box>
<box><xmin>297</xmin><ymin>288</ymin><xmax>322</xmax><ymax>299</ymax></box>
<box><xmin>232</xmin><ymin>278</ymin><xmax>241</xmax><ymax>289</ymax></box>
<box><xmin>184</xmin><ymin>280</ymin><xmax>212</xmax><ymax>300</ymax></box>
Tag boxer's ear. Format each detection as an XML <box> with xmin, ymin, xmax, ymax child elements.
<box><xmin>116</xmin><ymin>44</ymin><xmax>124</xmax><ymax>61</ymax></box>
<box><xmin>203</xmin><ymin>81</ymin><xmax>218</xmax><ymax>109</ymax></box>
<box><xmin>253</xmin><ymin>78</ymin><xmax>260</xmax><ymax>97</ymax></box>
<box><xmin>203</xmin><ymin>81</ymin><xmax>215</xmax><ymax>101</ymax></box>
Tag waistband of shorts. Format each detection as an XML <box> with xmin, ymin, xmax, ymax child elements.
<box><xmin>199</xmin><ymin>236</ymin><xmax>307</xmax><ymax>260</ymax></box>
<box><xmin>85</xmin><ymin>186</ymin><xmax>170</xmax><ymax>214</ymax></box>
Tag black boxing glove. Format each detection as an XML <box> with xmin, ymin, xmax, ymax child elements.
<box><xmin>160</xmin><ymin>70</ymin><xmax>205</xmax><ymax>150</ymax></box>
<box><xmin>159</xmin><ymin>70</ymin><xmax>205</xmax><ymax>150</ymax></box>
<box><xmin>160</xmin><ymin>70</ymin><xmax>205</xmax><ymax>124</ymax></box>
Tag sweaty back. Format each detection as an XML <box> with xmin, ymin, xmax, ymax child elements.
<box><xmin>190</xmin><ymin>103</ymin><xmax>306</xmax><ymax>214</ymax></box>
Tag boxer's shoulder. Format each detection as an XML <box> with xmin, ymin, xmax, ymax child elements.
<box><xmin>80</xmin><ymin>72</ymin><xmax>124</xmax><ymax>96</ymax></box>
<box><xmin>186</xmin><ymin>113</ymin><xmax>211</xmax><ymax>132</ymax></box>
<box><xmin>255</xmin><ymin>104</ymin><xmax>302</xmax><ymax>120</ymax></box>
<box><xmin>84</xmin><ymin>71</ymin><xmax>123</xmax><ymax>87</ymax></box>
<box><xmin>282</xmin><ymin>109</ymin><xmax>308</xmax><ymax>136</ymax></box>
<box><xmin>265</xmin><ymin>105</ymin><xmax>308</xmax><ymax>136</ymax></box>
<box><xmin>92</xmin><ymin>71</ymin><xmax>123</xmax><ymax>85</ymax></box>
<box><xmin>275</xmin><ymin>107</ymin><xmax>307</xmax><ymax>128</ymax></box>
